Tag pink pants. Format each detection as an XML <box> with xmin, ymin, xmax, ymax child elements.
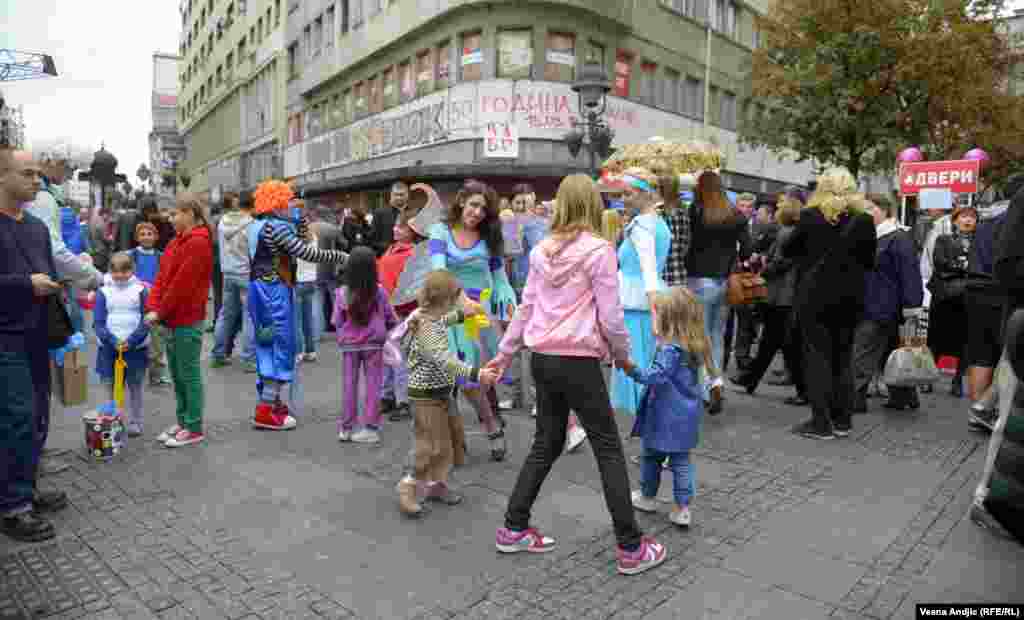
<box><xmin>339</xmin><ymin>349</ymin><xmax>384</xmax><ymax>431</ymax></box>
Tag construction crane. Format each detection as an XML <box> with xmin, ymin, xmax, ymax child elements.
<box><xmin>0</xmin><ymin>49</ymin><xmax>58</xmax><ymax>82</ymax></box>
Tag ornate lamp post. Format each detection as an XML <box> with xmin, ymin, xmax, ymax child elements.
<box><xmin>564</xmin><ymin>57</ymin><xmax>615</xmax><ymax>179</ymax></box>
<box><xmin>90</xmin><ymin>145</ymin><xmax>118</xmax><ymax>211</ymax></box>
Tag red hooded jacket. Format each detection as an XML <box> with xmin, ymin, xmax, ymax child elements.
<box><xmin>146</xmin><ymin>225</ymin><xmax>213</xmax><ymax>328</ymax></box>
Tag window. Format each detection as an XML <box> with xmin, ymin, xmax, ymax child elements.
<box><xmin>368</xmin><ymin>75</ymin><xmax>382</xmax><ymax>113</ymax></box>
<box><xmin>383</xmin><ymin>66</ymin><xmax>396</xmax><ymax>107</ymax></box>
<box><xmin>614</xmin><ymin>50</ymin><xmax>632</xmax><ymax>97</ymax></box>
<box><xmin>684</xmin><ymin>76</ymin><xmax>703</xmax><ymax>120</ymax></box>
<box><xmin>640</xmin><ymin>61</ymin><xmax>657</xmax><ymax>105</ymax></box>
<box><xmin>352</xmin><ymin>0</ymin><xmax>363</xmax><ymax>27</ymax></box>
<box><xmin>250</xmin><ymin>26</ymin><xmax>256</xmax><ymax>46</ymax></box>
<box><xmin>238</xmin><ymin>36</ymin><xmax>247</xmax><ymax>62</ymax></box>
<box><xmin>399</xmin><ymin>60</ymin><xmax>414</xmax><ymax>100</ymax></box>
<box><xmin>304</xmin><ymin>25</ymin><xmax>313</xmax><ymax>60</ymax></box>
<box><xmin>267</xmin><ymin>7</ymin><xmax>272</xmax><ymax>32</ymax></box>
<box><xmin>325</xmin><ymin>5</ymin><xmax>335</xmax><ymax>49</ymax></box>
<box><xmin>341</xmin><ymin>0</ymin><xmax>350</xmax><ymax>33</ymax></box>
<box><xmin>226</xmin><ymin>51</ymin><xmax>234</xmax><ymax>74</ymax></box>
<box><xmin>313</xmin><ymin>15</ymin><xmax>323</xmax><ymax>55</ymax></box>
<box><xmin>216</xmin><ymin>64</ymin><xmax>223</xmax><ymax>86</ymax></box>
<box><xmin>544</xmin><ymin>32</ymin><xmax>575</xmax><ymax>81</ymax></box>
<box><xmin>436</xmin><ymin>41</ymin><xmax>452</xmax><ymax>87</ymax></box>
<box><xmin>752</xmin><ymin>24</ymin><xmax>761</xmax><ymax>48</ymax></box>
<box><xmin>354</xmin><ymin>81</ymin><xmax>367</xmax><ymax>117</ymax></box>
<box><xmin>460</xmin><ymin>31</ymin><xmax>483</xmax><ymax>81</ymax></box>
<box><xmin>714</xmin><ymin>0</ymin><xmax>736</xmax><ymax>37</ymax></box>
<box><xmin>287</xmin><ymin>42</ymin><xmax>299</xmax><ymax>79</ymax></box>
<box><xmin>417</xmin><ymin>50</ymin><xmax>434</xmax><ymax>95</ymax></box>
<box><xmin>497</xmin><ymin>30</ymin><xmax>532</xmax><ymax>79</ymax></box>
<box><xmin>257</xmin><ymin>17</ymin><xmax>264</xmax><ymax>42</ymax></box>
<box><xmin>665</xmin><ymin>68</ymin><xmax>681</xmax><ymax>111</ymax></box>
<box><xmin>708</xmin><ymin>85</ymin><xmax>720</xmax><ymax>125</ymax></box>
<box><xmin>720</xmin><ymin>91</ymin><xmax>737</xmax><ymax>130</ymax></box>
<box><xmin>276</xmin><ymin>0</ymin><xmax>281</xmax><ymax>26</ymax></box>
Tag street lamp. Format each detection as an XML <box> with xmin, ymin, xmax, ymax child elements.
<box><xmin>565</xmin><ymin>57</ymin><xmax>615</xmax><ymax>178</ymax></box>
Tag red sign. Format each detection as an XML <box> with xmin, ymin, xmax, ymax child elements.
<box><xmin>899</xmin><ymin>159</ymin><xmax>980</xmax><ymax>196</ymax></box>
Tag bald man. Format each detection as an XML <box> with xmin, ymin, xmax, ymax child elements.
<box><xmin>0</xmin><ymin>149</ymin><xmax>66</xmax><ymax>542</ymax></box>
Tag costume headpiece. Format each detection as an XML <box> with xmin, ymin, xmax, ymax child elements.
<box><xmin>253</xmin><ymin>180</ymin><xmax>295</xmax><ymax>216</ymax></box>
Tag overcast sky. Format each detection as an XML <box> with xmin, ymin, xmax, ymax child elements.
<box><xmin>2</xmin><ymin>0</ymin><xmax>1023</xmax><ymax>181</ymax></box>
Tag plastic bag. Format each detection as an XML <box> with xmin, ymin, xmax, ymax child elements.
<box><xmin>884</xmin><ymin>321</ymin><xmax>941</xmax><ymax>388</ymax></box>
<box><xmin>382</xmin><ymin>341</ymin><xmax>402</xmax><ymax>367</ymax></box>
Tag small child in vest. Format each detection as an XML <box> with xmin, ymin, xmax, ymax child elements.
<box><xmin>127</xmin><ymin>221</ymin><xmax>169</xmax><ymax>387</ymax></box>
<box><xmin>94</xmin><ymin>252</ymin><xmax>151</xmax><ymax>436</ymax></box>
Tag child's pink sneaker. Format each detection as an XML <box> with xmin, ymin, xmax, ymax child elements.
<box><xmin>616</xmin><ymin>537</ymin><xmax>667</xmax><ymax>575</ymax></box>
<box><xmin>495</xmin><ymin>527</ymin><xmax>555</xmax><ymax>554</ymax></box>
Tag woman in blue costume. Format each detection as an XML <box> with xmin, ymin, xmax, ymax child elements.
<box><xmin>611</xmin><ymin>168</ymin><xmax>671</xmax><ymax>415</ymax></box>
<box><xmin>247</xmin><ymin>181</ymin><xmax>348</xmax><ymax>430</ymax></box>
<box><xmin>428</xmin><ymin>179</ymin><xmax>518</xmax><ymax>461</ymax></box>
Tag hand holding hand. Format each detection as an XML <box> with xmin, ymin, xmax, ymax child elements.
<box><xmin>116</xmin><ymin>341</ymin><xmax>128</xmax><ymax>353</ymax></box>
<box><xmin>478</xmin><ymin>367</ymin><xmax>500</xmax><ymax>386</ymax></box>
<box><xmin>30</xmin><ymin>273</ymin><xmax>62</xmax><ymax>297</ymax></box>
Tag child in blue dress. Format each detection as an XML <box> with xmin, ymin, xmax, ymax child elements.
<box><xmin>620</xmin><ymin>287</ymin><xmax>711</xmax><ymax>527</ymax></box>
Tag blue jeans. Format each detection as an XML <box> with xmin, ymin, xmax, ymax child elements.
<box><xmin>0</xmin><ymin>348</ymin><xmax>49</xmax><ymax>515</ymax></box>
<box><xmin>640</xmin><ymin>448</ymin><xmax>695</xmax><ymax>507</ymax></box>
<box><xmin>212</xmin><ymin>275</ymin><xmax>255</xmax><ymax>362</ymax></box>
<box><xmin>687</xmin><ymin>277</ymin><xmax>728</xmax><ymax>395</ymax></box>
<box><xmin>294</xmin><ymin>282</ymin><xmax>322</xmax><ymax>355</ymax></box>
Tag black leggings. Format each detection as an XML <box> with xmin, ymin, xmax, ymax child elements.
<box><xmin>504</xmin><ymin>353</ymin><xmax>642</xmax><ymax>548</ymax></box>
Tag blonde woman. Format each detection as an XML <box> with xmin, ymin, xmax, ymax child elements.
<box><xmin>486</xmin><ymin>174</ymin><xmax>667</xmax><ymax>576</ymax></box>
<box><xmin>782</xmin><ymin>167</ymin><xmax>877</xmax><ymax>440</ymax></box>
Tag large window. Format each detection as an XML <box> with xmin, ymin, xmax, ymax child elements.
<box><xmin>714</xmin><ymin>0</ymin><xmax>737</xmax><ymax>37</ymax></box>
<box><xmin>460</xmin><ymin>31</ymin><xmax>483</xmax><ymax>81</ymax></box>
<box><xmin>683</xmin><ymin>76</ymin><xmax>703</xmax><ymax>120</ymax></box>
<box><xmin>436</xmin><ymin>41</ymin><xmax>452</xmax><ymax>88</ymax></box>
<box><xmin>417</xmin><ymin>50</ymin><xmax>434</xmax><ymax>95</ymax></box>
<box><xmin>720</xmin><ymin>91</ymin><xmax>737</xmax><ymax>130</ymax></box>
<box><xmin>662</xmin><ymin>0</ymin><xmax>709</xmax><ymax>21</ymax></box>
<box><xmin>544</xmin><ymin>32</ymin><xmax>575</xmax><ymax>82</ymax></box>
<box><xmin>640</xmin><ymin>61</ymin><xmax>658</xmax><ymax>105</ymax></box>
<box><xmin>614</xmin><ymin>50</ymin><xmax>633</xmax><ymax>98</ymax></box>
<box><xmin>665</xmin><ymin>68</ymin><xmax>681</xmax><ymax>112</ymax></box>
<box><xmin>325</xmin><ymin>6</ymin><xmax>335</xmax><ymax>50</ymax></box>
<box><xmin>383</xmin><ymin>66</ymin><xmax>396</xmax><ymax>107</ymax></box>
<box><xmin>498</xmin><ymin>30</ymin><xmax>533</xmax><ymax>79</ymax></box>
<box><xmin>399</xmin><ymin>60</ymin><xmax>414</xmax><ymax>101</ymax></box>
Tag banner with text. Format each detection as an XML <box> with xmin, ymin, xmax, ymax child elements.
<box><xmin>899</xmin><ymin>160</ymin><xmax>980</xmax><ymax>196</ymax></box>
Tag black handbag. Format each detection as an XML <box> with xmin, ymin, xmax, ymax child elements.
<box><xmin>47</xmin><ymin>293</ymin><xmax>74</xmax><ymax>350</ymax></box>
<box><xmin>927</xmin><ymin>273</ymin><xmax>967</xmax><ymax>304</ymax></box>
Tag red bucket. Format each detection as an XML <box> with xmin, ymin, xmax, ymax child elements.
<box><xmin>936</xmin><ymin>356</ymin><xmax>959</xmax><ymax>376</ymax></box>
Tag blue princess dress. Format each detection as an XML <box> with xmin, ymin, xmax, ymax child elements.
<box><xmin>428</xmin><ymin>223</ymin><xmax>517</xmax><ymax>386</ymax></box>
<box><xmin>611</xmin><ymin>212</ymin><xmax>670</xmax><ymax>414</ymax></box>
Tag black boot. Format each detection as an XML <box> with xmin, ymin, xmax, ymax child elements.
<box><xmin>729</xmin><ymin>373</ymin><xmax>758</xmax><ymax>395</ymax></box>
<box><xmin>1</xmin><ymin>512</ymin><xmax>55</xmax><ymax>542</ymax></box>
<box><xmin>850</xmin><ymin>388</ymin><xmax>868</xmax><ymax>414</ymax></box>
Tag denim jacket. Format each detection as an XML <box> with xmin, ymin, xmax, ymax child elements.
<box><xmin>629</xmin><ymin>344</ymin><xmax>703</xmax><ymax>453</ymax></box>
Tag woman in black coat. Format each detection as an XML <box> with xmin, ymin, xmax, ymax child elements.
<box><xmin>927</xmin><ymin>206</ymin><xmax>977</xmax><ymax>398</ymax></box>
<box><xmin>783</xmin><ymin>168</ymin><xmax>877</xmax><ymax>440</ymax></box>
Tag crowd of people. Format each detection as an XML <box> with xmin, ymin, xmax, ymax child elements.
<box><xmin>2</xmin><ymin>145</ymin><xmax>1021</xmax><ymax>568</ymax></box>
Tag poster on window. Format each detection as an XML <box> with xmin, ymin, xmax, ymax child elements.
<box><xmin>484</xmin><ymin>122</ymin><xmax>519</xmax><ymax>159</ymax></box>
<box><xmin>498</xmin><ymin>32</ymin><xmax>532</xmax><ymax>77</ymax></box>
<box><xmin>462</xmin><ymin>42</ymin><xmax>482</xmax><ymax>66</ymax></box>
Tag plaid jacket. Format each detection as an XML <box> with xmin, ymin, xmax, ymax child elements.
<box><xmin>662</xmin><ymin>205</ymin><xmax>692</xmax><ymax>287</ymax></box>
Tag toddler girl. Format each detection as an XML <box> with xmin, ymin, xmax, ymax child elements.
<box><xmin>396</xmin><ymin>270</ymin><xmax>497</xmax><ymax>517</ymax></box>
<box><xmin>93</xmin><ymin>252</ymin><xmax>151</xmax><ymax>436</ymax></box>
<box><xmin>621</xmin><ymin>287</ymin><xmax>710</xmax><ymax>527</ymax></box>
<box><xmin>332</xmin><ymin>246</ymin><xmax>399</xmax><ymax>444</ymax></box>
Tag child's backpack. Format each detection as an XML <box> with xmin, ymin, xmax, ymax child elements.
<box><xmin>383</xmin><ymin>313</ymin><xmax>416</xmax><ymax>367</ymax></box>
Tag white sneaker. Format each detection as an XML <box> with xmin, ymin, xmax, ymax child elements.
<box><xmin>530</xmin><ymin>405</ymin><xmax>537</xmax><ymax>417</ymax></box>
<box><xmin>304</xmin><ymin>352</ymin><xmax>318</xmax><ymax>363</ymax></box>
<box><xmin>156</xmin><ymin>425</ymin><xmax>181</xmax><ymax>443</ymax></box>
<box><xmin>631</xmin><ymin>490</ymin><xmax>658</xmax><ymax>513</ymax></box>
<box><xmin>338</xmin><ymin>430</ymin><xmax>352</xmax><ymax>442</ymax></box>
<box><xmin>164</xmin><ymin>429</ymin><xmax>205</xmax><ymax>448</ymax></box>
<box><xmin>351</xmin><ymin>428</ymin><xmax>380</xmax><ymax>444</ymax></box>
<box><xmin>669</xmin><ymin>506</ymin><xmax>691</xmax><ymax>527</ymax></box>
<box><xmin>565</xmin><ymin>425</ymin><xmax>587</xmax><ymax>453</ymax></box>
<box><xmin>498</xmin><ymin>399</ymin><xmax>516</xmax><ymax>411</ymax></box>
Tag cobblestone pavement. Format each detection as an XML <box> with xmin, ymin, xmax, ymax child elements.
<box><xmin>2</xmin><ymin>339</ymin><xmax>1020</xmax><ymax>619</ymax></box>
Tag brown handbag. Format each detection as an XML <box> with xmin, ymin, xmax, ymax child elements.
<box><xmin>726</xmin><ymin>271</ymin><xmax>768</xmax><ymax>307</ymax></box>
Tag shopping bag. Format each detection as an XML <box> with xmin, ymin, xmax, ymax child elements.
<box><xmin>53</xmin><ymin>349</ymin><xmax>89</xmax><ymax>406</ymax></box>
<box><xmin>113</xmin><ymin>351</ymin><xmax>126</xmax><ymax>413</ymax></box>
<box><xmin>884</xmin><ymin>322</ymin><xmax>941</xmax><ymax>388</ymax></box>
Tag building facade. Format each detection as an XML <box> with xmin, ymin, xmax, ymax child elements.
<box><xmin>177</xmin><ymin>0</ymin><xmax>288</xmax><ymax>201</ymax></box>
<box><xmin>149</xmin><ymin>53</ymin><xmax>185</xmax><ymax>208</ymax></box>
<box><xmin>281</xmin><ymin>0</ymin><xmax>813</xmax><ymax>206</ymax></box>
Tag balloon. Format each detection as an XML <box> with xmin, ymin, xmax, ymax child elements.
<box><xmin>964</xmin><ymin>148</ymin><xmax>989</xmax><ymax>167</ymax></box>
<box><xmin>897</xmin><ymin>147</ymin><xmax>923</xmax><ymax>163</ymax></box>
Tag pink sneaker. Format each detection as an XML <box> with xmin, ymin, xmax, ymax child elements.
<box><xmin>495</xmin><ymin>527</ymin><xmax>556</xmax><ymax>554</ymax></box>
<box><xmin>164</xmin><ymin>430</ymin><xmax>205</xmax><ymax>448</ymax></box>
<box><xmin>616</xmin><ymin>537</ymin><xmax>667</xmax><ymax>575</ymax></box>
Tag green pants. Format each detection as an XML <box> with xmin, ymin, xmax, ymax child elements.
<box><xmin>165</xmin><ymin>323</ymin><xmax>204</xmax><ymax>433</ymax></box>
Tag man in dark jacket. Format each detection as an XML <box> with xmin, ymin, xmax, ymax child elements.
<box><xmin>850</xmin><ymin>194</ymin><xmax>923</xmax><ymax>412</ymax></box>
<box><xmin>370</xmin><ymin>181</ymin><xmax>408</xmax><ymax>257</ymax></box>
<box><xmin>0</xmin><ymin>150</ymin><xmax>67</xmax><ymax>542</ymax></box>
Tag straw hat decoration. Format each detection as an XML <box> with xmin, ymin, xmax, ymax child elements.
<box><xmin>602</xmin><ymin>140</ymin><xmax>724</xmax><ymax>176</ymax></box>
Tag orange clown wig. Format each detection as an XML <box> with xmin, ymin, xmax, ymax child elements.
<box><xmin>252</xmin><ymin>180</ymin><xmax>295</xmax><ymax>216</ymax></box>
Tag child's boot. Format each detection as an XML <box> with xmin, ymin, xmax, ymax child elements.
<box><xmin>397</xmin><ymin>476</ymin><xmax>426</xmax><ymax>517</ymax></box>
<box><xmin>488</xmin><ymin>430</ymin><xmax>507</xmax><ymax>462</ymax></box>
<box><xmin>449</xmin><ymin>414</ymin><xmax>467</xmax><ymax>466</ymax></box>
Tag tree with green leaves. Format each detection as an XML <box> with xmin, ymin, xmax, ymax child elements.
<box><xmin>743</xmin><ymin>0</ymin><xmax>1024</xmax><ymax>186</ymax></box>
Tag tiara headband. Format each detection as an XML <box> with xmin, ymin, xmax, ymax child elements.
<box><xmin>622</xmin><ymin>174</ymin><xmax>654</xmax><ymax>193</ymax></box>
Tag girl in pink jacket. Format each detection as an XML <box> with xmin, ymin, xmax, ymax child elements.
<box><xmin>486</xmin><ymin>174</ymin><xmax>667</xmax><ymax>576</ymax></box>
